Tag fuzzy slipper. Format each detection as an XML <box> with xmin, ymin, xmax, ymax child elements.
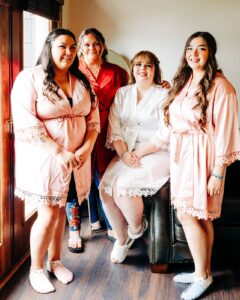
<box><xmin>127</xmin><ymin>217</ymin><xmax>148</xmax><ymax>240</ymax></box>
<box><xmin>111</xmin><ymin>238</ymin><xmax>135</xmax><ymax>263</ymax></box>
<box><xmin>68</xmin><ymin>237</ymin><xmax>84</xmax><ymax>253</ymax></box>
<box><xmin>29</xmin><ymin>269</ymin><xmax>55</xmax><ymax>293</ymax></box>
<box><xmin>47</xmin><ymin>260</ymin><xmax>73</xmax><ymax>284</ymax></box>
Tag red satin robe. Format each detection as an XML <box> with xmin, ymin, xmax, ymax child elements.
<box><xmin>79</xmin><ymin>59</ymin><xmax>129</xmax><ymax>178</ymax></box>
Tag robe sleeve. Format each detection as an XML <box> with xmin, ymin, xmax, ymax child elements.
<box><xmin>213</xmin><ymin>79</ymin><xmax>240</xmax><ymax>166</ymax></box>
<box><xmin>150</xmin><ymin>93</ymin><xmax>170</xmax><ymax>150</ymax></box>
<box><xmin>106</xmin><ymin>88</ymin><xmax>125</xmax><ymax>149</ymax></box>
<box><xmin>85</xmin><ymin>101</ymin><xmax>101</xmax><ymax>133</ymax></box>
<box><xmin>11</xmin><ymin>69</ymin><xmax>48</xmax><ymax>143</ymax></box>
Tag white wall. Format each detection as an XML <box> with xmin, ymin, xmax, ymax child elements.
<box><xmin>62</xmin><ymin>0</ymin><xmax>240</xmax><ymax>101</ymax></box>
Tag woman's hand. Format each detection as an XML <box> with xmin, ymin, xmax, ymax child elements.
<box><xmin>56</xmin><ymin>150</ymin><xmax>79</xmax><ymax>169</ymax></box>
<box><xmin>121</xmin><ymin>151</ymin><xmax>141</xmax><ymax>168</ymax></box>
<box><xmin>132</xmin><ymin>149</ymin><xmax>144</xmax><ymax>159</ymax></box>
<box><xmin>75</xmin><ymin>147</ymin><xmax>91</xmax><ymax>168</ymax></box>
<box><xmin>207</xmin><ymin>175</ymin><xmax>223</xmax><ymax>197</ymax></box>
<box><xmin>160</xmin><ymin>80</ymin><xmax>171</xmax><ymax>89</ymax></box>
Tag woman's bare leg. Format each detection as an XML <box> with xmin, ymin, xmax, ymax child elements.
<box><xmin>101</xmin><ymin>190</ymin><xmax>128</xmax><ymax>245</ymax></box>
<box><xmin>30</xmin><ymin>205</ymin><xmax>60</xmax><ymax>270</ymax></box>
<box><xmin>177</xmin><ymin>212</ymin><xmax>208</xmax><ymax>278</ymax></box>
<box><xmin>115</xmin><ymin>195</ymin><xmax>144</xmax><ymax>235</ymax></box>
<box><xmin>48</xmin><ymin>206</ymin><xmax>66</xmax><ymax>261</ymax></box>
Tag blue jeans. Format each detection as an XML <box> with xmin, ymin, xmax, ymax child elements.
<box><xmin>89</xmin><ymin>166</ymin><xmax>112</xmax><ymax>230</ymax></box>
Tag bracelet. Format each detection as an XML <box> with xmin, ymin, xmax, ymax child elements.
<box><xmin>120</xmin><ymin>150</ymin><xmax>128</xmax><ymax>159</ymax></box>
<box><xmin>212</xmin><ymin>172</ymin><xmax>224</xmax><ymax>180</ymax></box>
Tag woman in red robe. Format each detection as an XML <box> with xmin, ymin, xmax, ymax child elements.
<box><xmin>66</xmin><ymin>28</ymin><xmax>129</xmax><ymax>253</ymax></box>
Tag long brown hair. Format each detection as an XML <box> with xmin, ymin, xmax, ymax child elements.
<box><xmin>163</xmin><ymin>31</ymin><xmax>218</xmax><ymax>130</ymax></box>
<box><xmin>36</xmin><ymin>28</ymin><xmax>95</xmax><ymax>103</ymax></box>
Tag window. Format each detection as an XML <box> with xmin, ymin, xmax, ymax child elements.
<box><xmin>23</xmin><ymin>11</ymin><xmax>50</xmax><ymax>218</ymax></box>
<box><xmin>23</xmin><ymin>11</ymin><xmax>49</xmax><ymax>69</ymax></box>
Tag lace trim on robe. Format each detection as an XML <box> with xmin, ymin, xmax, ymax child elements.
<box><xmin>102</xmin><ymin>184</ymin><xmax>159</xmax><ymax>198</ymax></box>
<box><xmin>87</xmin><ymin>122</ymin><xmax>100</xmax><ymax>132</ymax></box>
<box><xmin>150</xmin><ymin>136</ymin><xmax>169</xmax><ymax>150</ymax></box>
<box><xmin>15</xmin><ymin>188</ymin><xmax>65</xmax><ymax>207</ymax></box>
<box><xmin>15</xmin><ymin>188</ymin><xmax>89</xmax><ymax>206</ymax></box>
<box><xmin>14</xmin><ymin>126</ymin><xmax>48</xmax><ymax>144</ymax></box>
<box><xmin>106</xmin><ymin>133</ymin><xmax>124</xmax><ymax>150</ymax></box>
<box><xmin>215</xmin><ymin>151</ymin><xmax>240</xmax><ymax>166</ymax></box>
<box><xmin>171</xmin><ymin>198</ymin><xmax>221</xmax><ymax>221</ymax></box>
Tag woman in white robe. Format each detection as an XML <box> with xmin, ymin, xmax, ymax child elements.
<box><xmin>99</xmin><ymin>51</ymin><xmax>170</xmax><ymax>263</ymax></box>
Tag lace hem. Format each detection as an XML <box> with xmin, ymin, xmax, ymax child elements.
<box><xmin>106</xmin><ymin>133</ymin><xmax>124</xmax><ymax>150</ymax></box>
<box><xmin>102</xmin><ymin>184</ymin><xmax>159</xmax><ymax>198</ymax></box>
<box><xmin>215</xmin><ymin>151</ymin><xmax>240</xmax><ymax>166</ymax></box>
<box><xmin>87</xmin><ymin>122</ymin><xmax>100</xmax><ymax>132</ymax></box>
<box><xmin>15</xmin><ymin>188</ymin><xmax>65</xmax><ymax>207</ymax></box>
<box><xmin>14</xmin><ymin>126</ymin><xmax>48</xmax><ymax>144</ymax></box>
<box><xmin>172</xmin><ymin>198</ymin><xmax>221</xmax><ymax>220</ymax></box>
<box><xmin>150</xmin><ymin>136</ymin><xmax>169</xmax><ymax>150</ymax></box>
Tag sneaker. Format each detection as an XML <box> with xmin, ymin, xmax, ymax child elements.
<box><xmin>173</xmin><ymin>272</ymin><xmax>195</xmax><ymax>284</ymax></box>
<box><xmin>181</xmin><ymin>275</ymin><xmax>213</xmax><ymax>300</ymax></box>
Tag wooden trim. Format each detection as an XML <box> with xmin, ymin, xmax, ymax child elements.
<box><xmin>0</xmin><ymin>251</ymin><xmax>30</xmax><ymax>289</ymax></box>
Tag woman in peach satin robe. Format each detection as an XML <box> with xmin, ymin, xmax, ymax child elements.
<box><xmin>163</xmin><ymin>31</ymin><xmax>240</xmax><ymax>300</ymax></box>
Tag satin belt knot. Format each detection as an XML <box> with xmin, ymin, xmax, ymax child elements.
<box><xmin>57</xmin><ymin>114</ymin><xmax>83</xmax><ymax>122</ymax></box>
<box><xmin>172</xmin><ymin>129</ymin><xmax>201</xmax><ymax>163</ymax></box>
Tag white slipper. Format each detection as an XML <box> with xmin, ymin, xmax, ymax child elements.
<box><xmin>127</xmin><ymin>217</ymin><xmax>148</xmax><ymax>239</ymax></box>
<box><xmin>181</xmin><ymin>275</ymin><xmax>213</xmax><ymax>300</ymax></box>
<box><xmin>29</xmin><ymin>269</ymin><xmax>55</xmax><ymax>294</ymax></box>
<box><xmin>173</xmin><ymin>272</ymin><xmax>195</xmax><ymax>284</ymax></box>
<box><xmin>111</xmin><ymin>238</ymin><xmax>135</xmax><ymax>263</ymax></box>
<box><xmin>47</xmin><ymin>260</ymin><xmax>73</xmax><ymax>284</ymax></box>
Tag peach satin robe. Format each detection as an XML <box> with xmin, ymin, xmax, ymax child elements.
<box><xmin>169</xmin><ymin>73</ymin><xmax>240</xmax><ymax>220</ymax></box>
<box><xmin>11</xmin><ymin>65</ymin><xmax>100</xmax><ymax>206</ymax></box>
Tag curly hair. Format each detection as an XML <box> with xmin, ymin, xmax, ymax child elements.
<box><xmin>129</xmin><ymin>50</ymin><xmax>162</xmax><ymax>85</ymax></box>
<box><xmin>78</xmin><ymin>27</ymin><xmax>108</xmax><ymax>61</ymax></box>
<box><xmin>163</xmin><ymin>31</ymin><xmax>218</xmax><ymax>130</ymax></box>
<box><xmin>36</xmin><ymin>28</ymin><xmax>95</xmax><ymax>103</ymax></box>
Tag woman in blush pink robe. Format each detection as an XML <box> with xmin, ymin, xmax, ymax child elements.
<box><xmin>11</xmin><ymin>29</ymin><xmax>100</xmax><ymax>294</ymax></box>
<box><xmin>163</xmin><ymin>32</ymin><xmax>240</xmax><ymax>300</ymax></box>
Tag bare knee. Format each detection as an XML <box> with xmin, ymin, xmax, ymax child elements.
<box><xmin>37</xmin><ymin>205</ymin><xmax>60</xmax><ymax>228</ymax></box>
<box><xmin>177</xmin><ymin>210</ymin><xmax>196</xmax><ymax>227</ymax></box>
<box><xmin>100</xmin><ymin>190</ymin><xmax>113</xmax><ymax>205</ymax></box>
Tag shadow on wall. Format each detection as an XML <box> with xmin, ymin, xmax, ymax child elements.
<box><xmin>106</xmin><ymin>49</ymin><xmax>130</xmax><ymax>73</ymax></box>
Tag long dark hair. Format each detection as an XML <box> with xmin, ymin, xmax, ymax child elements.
<box><xmin>163</xmin><ymin>31</ymin><xmax>218</xmax><ymax>130</ymax></box>
<box><xmin>36</xmin><ymin>28</ymin><xmax>95</xmax><ymax>103</ymax></box>
<box><xmin>78</xmin><ymin>27</ymin><xmax>108</xmax><ymax>61</ymax></box>
<box><xmin>129</xmin><ymin>50</ymin><xmax>162</xmax><ymax>85</ymax></box>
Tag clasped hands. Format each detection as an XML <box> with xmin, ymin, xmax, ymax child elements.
<box><xmin>56</xmin><ymin>148</ymin><xmax>89</xmax><ymax>169</ymax></box>
<box><xmin>121</xmin><ymin>150</ymin><xmax>142</xmax><ymax>168</ymax></box>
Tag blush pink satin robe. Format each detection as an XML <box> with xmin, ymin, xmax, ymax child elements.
<box><xmin>169</xmin><ymin>73</ymin><xmax>240</xmax><ymax>220</ymax></box>
<box><xmin>11</xmin><ymin>65</ymin><xmax>100</xmax><ymax>206</ymax></box>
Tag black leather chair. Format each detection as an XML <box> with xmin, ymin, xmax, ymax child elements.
<box><xmin>145</xmin><ymin>160</ymin><xmax>240</xmax><ymax>273</ymax></box>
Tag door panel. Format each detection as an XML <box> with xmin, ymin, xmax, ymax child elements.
<box><xmin>0</xmin><ymin>1</ymin><xmax>12</xmax><ymax>279</ymax></box>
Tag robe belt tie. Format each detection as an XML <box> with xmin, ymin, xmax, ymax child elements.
<box><xmin>172</xmin><ymin>129</ymin><xmax>199</xmax><ymax>163</ymax></box>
